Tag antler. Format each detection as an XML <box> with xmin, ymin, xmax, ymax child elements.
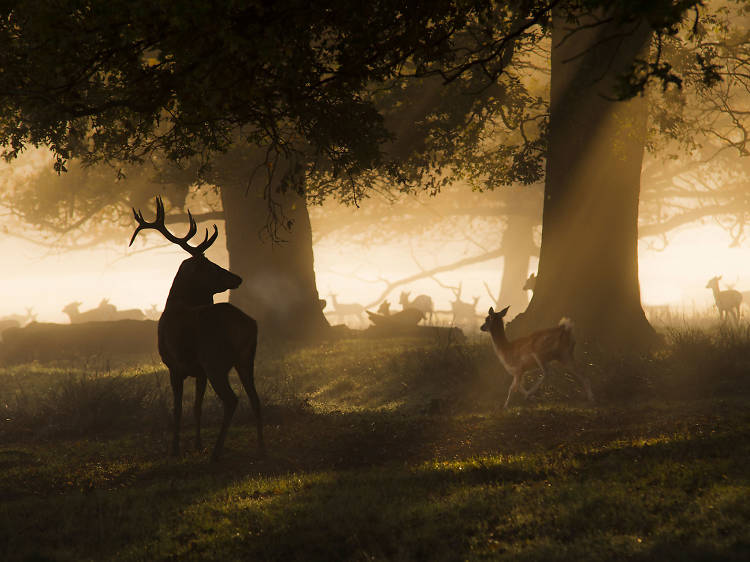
<box><xmin>129</xmin><ymin>196</ymin><xmax>218</xmax><ymax>256</ymax></box>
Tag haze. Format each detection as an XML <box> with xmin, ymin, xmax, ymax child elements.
<box><xmin>1</xmin><ymin>203</ymin><xmax>742</xmax><ymax>325</ymax></box>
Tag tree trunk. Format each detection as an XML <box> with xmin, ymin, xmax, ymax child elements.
<box><xmin>220</xmin><ymin>175</ymin><xmax>329</xmax><ymax>341</ymax></box>
<box><xmin>497</xmin><ymin>212</ymin><xmax>537</xmax><ymax>316</ymax></box>
<box><xmin>509</xmin><ymin>12</ymin><xmax>658</xmax><ymax>351</ymax></box>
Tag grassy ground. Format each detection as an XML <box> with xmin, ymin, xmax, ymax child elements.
<box><xmin>1</xmin><ymin>326</ymin><xmax>750</xmax><ymax>561</ymax></box>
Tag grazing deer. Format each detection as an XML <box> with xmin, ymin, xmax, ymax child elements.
<box><xmin>522</xmin><ymin>273</ymin><xmax>537</xmax><ymax>293</ymax></box>
<box><xmin>130</xmin><ymin>196</ymin><xmax>262</xmax><ymax>461</ymax></box>
<box><xmin>399</xmin><ymin>291</ymin><xmax>434</xmax><ymax>323</ymax></box>
<box><xmin>327</xmin><ymin>294</ymin><xmax>365</xmax><ymax>325</ymax></box>
<box><xmin>480</xmin><ymin>306</ymin><xmax>594</xmax><ymax>409</ymax></box>
<box><xmin>706</xmin><ymin>276</ymin><xmax>742</xmax><ymax>322</ymax></box>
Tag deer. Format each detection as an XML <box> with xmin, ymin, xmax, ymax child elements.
<box><xmin>377</xmin><ymin>300</ymin><xmax>391</xmax><ymax>316</ymax></box>
<box><xmin>62</xmin><ymin>300</ymin><xmax>117</xmax><ymax>323</ymax></box>
<box><xmin>399</xmin><ymin>291</ymin><xmax>434</xmax><ymax>323</ymax></box>
<box><xmin>448</xmin><ymin>282</ymin><xmax>479</xmax><ymax>326</ymax></box>
<box><xmin>480</xmin><ymin>306</ymin><xmax>594</xmax><ymax>409</ymax></box>
<box><xmin>130</xmin><ymin>196</ymin><xmax>262</xmax><ymax>461</ymax></box>
<box><xmin>522</xmin><ymin>273</ymin><xmax>537</xmax><ymax>293</ymax></box>
<box><xmin>327</xmin><ymin>293</ymin><xmax>366</xmax><ymax>325</ymax></box>
<box><xmin>0</xmin><ymin>307</ymin><xmax>36</xmax><ymax>326</ymax></box>
<box><xmin>705</xmin><ymin>276</ymin><xmax>742</xmax><ymax>322</ymax></box>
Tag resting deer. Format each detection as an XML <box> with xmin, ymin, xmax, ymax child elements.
<box><xmin>480</xmin><ymin>306</ymin><xmax>594</xmax><ymax>409</ymax></box>
<box><xmin>63</xmin><ymin>300</ymin><xmax>116</xmax><ymax>323</ymax></box>
<box><xmin>399</xmin><ymin>291</ymin><xmax>434</xmax><ymax>323</ymax></box>
<box><xmin>706</xmin><ymin>276</ymin><xmax>742</xmax><ymax>322</ymax></box>
<box><xmin>130</xmin><ymin>196</ymin><xmax>262</xmax><ymax>461</ymax></box>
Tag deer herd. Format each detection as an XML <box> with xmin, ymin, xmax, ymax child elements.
<box><xmin>2</xmin><ymin>196</ymin><xmax>747</xmax><ymax>461</ymax></box>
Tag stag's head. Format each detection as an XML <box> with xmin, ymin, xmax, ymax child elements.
<box><xmin>480</xmin><ymin>306</ymin><xmax>510</xmax><ymax>333</ymax></box>
<box><xmin>130</xmin><ymin>197</ymin><xmax>242</xmax><ymax>303</ymax></box>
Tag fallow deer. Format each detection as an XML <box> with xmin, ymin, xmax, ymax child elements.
<box><xmin>399</xmin><ymin>291</ymin><xmax>434</xmax><ymax>323</ymax></box>
<box><xmin>327</xmin><ymin>293</ymin><xmax>366</xmax><ymax>325</ymax></box>
<box><xmin>62</xmin><ymin>300</ymin><xmax>117</xmax><ymax>323</ymax></box>
<box><xmin>706</xmin><ymin>276</ymin><xmax>742</xmax><ymax>322</ymax></box>
<box><xmin>448</xmin><ymin>282</ymin><xmax>479</xmax><ymax>326</ymax></box>
<box><xmin>130</xmin><ymin>196</ymin><xmax>262</xmax><ymax>461</ymax></box>
<box><xmin>480</xmin><ymin>306</ymin><xmax>594</xmax><ymax>409</ymax></box>
<box><xmin>522</xmin><ymin>273</ymin><xmax>537</xmax><ymax>293</ymax></box>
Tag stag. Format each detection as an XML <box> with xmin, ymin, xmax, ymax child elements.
<box><xmin>481</xmin><ymin>306</ymin><xmax>593</xmax><ymax>409</ymax></box>
<box><xmin>706</xmin><ymin>276</ymin><xmax>742</xmax><ymax>322</ymax></box>
<box><xmin>130</xmin><ymin>197</ymin><xmax>262</xmax><ymax>460</ymax></box>
<box><xmin>399</xmin><ymin>291</ymin><xmax>434</xmax><ymax>323</ymax></box>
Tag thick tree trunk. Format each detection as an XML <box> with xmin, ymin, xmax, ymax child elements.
<box><xmin>497</xmin><ymin>212</ymin><xmax>537</xmax><ymax>316</ymax></box>
<box><xmin>220</xmin><ymin>176</ymin><xmax>329</xmax><ymax>341</ymax></box>
<box><xmin>509</xmin><ymin>13</ymin><xmax>658</xmax><ymax>351</ymax></box>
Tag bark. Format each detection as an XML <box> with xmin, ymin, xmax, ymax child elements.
<box><xmin>220</xmin><ymin>173</ymin><xmax>329</xmax><ymax>341</ymax></box>
<box><xmin>497</xmin><ymin>212</ymin><xmax>537</xmax><ymax>316</ymax></box>
<box><xmin>509</xmin><ymin>12</ymin><xmax>658</xmax><ymax>351</ymax></box>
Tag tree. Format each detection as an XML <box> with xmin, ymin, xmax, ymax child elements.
<box><xmin>0</xmin><ymin>0</ymin><xmax>724</xmax><ymax>347</ymax></box>
<box><xmin>508</xmin><ymin>8</ymin><xmax>658</xmax><ymax>350</ymax></box>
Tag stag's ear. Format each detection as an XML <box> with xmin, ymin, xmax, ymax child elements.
<box><xmin>498</xmin><ymin>306</ymin><xmax>510</xmax><ymax>318</ymax></box>
<box><xmin>488</xmin><ymin>307</ymin><xmax>494</xmax><ymax>315</ymax></box>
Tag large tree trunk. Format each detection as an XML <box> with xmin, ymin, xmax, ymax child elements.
<box><xmin>220</xmin><ymin>175</ymin><xmax>329</xmax><ymax>341</ymax></box>
<box><xmin>509</xmin><ymin>12</ymin><xmax>657</xmax><ymax>351</ymax></box>
<box><xmin>497</xmin><ymin>211</ymin><xmax>537</xmax><ymax>316</ymax></box>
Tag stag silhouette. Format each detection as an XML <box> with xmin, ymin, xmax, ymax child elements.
<box><xmin>130</xmin><ymin>197</ymin><xmax>262</xmax><ymax>461</ymax></box>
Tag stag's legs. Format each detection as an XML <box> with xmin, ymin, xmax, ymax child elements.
<box><xmin>194</xmin><ymin>375</ymin><xmax>207</xmax><ymax>451</ymax></box>
<box><xmin>169</xmin><ymin>371</ymin><xmax>184</xmax><ymax>456</ymax></box>
<box><xmin>206</xmin><ymin>369</ymin><xmax>238</xmax><ymax>461</ymax></box>
<box><xmin>237</xmin><ymin>362</ymin><xmax>264</xmax><ymax>456</ymax></box>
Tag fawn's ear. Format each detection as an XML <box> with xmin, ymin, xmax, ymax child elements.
<box><xmin>498</xmin><ymin>306</ymin><xmax>510</xmax><ymax>318</ymax></box>
<box><xmin>488</xmin><ymin>307</ymin><xmax>494</xmax><ymax>315</ymax></box>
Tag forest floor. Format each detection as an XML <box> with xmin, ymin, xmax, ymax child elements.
<box><xmin>1</xmin><ymin>324</ymin><xmax>750</xmax><ymax>561</ymax></box>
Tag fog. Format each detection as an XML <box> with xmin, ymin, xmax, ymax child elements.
<box><xmin>0</xmin><ymin>206</ymin><xmax>745</xmax><ymax>325</ymax></box>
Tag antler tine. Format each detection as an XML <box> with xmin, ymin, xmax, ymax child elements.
<box><xmin>194</xmin><ymin>224</ymin><xmax>219</xmax><ymax>254</ymax></box>
<box><xmin>129</xmin><ymin>196</ymin><xmax>218</xmax><ymax>256</ymax></box>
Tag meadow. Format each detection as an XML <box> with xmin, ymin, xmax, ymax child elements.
<box><xmin>1</xmin><ymin>322</ymin><xmax>750</xmax><ymax>561</ymax></box>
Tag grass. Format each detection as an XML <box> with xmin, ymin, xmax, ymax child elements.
<box><xmin>1</xmin><ymin>326</ymin><xmax>750</xmax><ymax>560</ymax></box>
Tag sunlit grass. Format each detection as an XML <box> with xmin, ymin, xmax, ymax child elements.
<box><xmin>1</xmin><ymin>325</ymin><xmax>750</xmax><ymax>560</ymax></box>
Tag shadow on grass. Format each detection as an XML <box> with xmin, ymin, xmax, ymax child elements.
<box><xmin>3</xmin><ymin>401</ymin><xmax>750</xmax><ymax>561</ymax></box>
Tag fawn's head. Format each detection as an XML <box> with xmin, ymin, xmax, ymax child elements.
<box><xmin>129</xmin><ymin>197</ymin><xmax>242</xmax><ymax>302</ymax></box>
<box><xmin>480</xmin><ymin>306</ymin><xmax>510</xmax><ymax>333</ymax></box>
